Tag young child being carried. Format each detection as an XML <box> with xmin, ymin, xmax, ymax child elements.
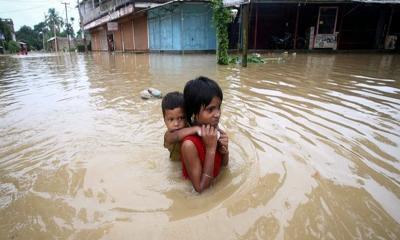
<box><xmin>162</xmin><ymin>91</ymin><xmax>201</xmax><ymax>161</ymax></box>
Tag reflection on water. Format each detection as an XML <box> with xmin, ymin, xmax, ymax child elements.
<box><xmin>0</xmin><ymin>52</ymin><xmax>399</xmax><ymax>239</ymax></box>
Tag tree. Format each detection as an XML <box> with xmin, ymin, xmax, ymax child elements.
<box><xmin>34</xmin><ymin>21</ymin><xmax>49</xmax><ymax>36</ymax></box>
<box><xmin>16</xmin><ymin>25</ymin><xmax>42</xmax><ymax>50</ymax></box>
<box><xmin>76</xmin><ymin>29</ymin><xmax>83</xmax><ymax>39</ymax></box>
<box><xmin>45</xmin><ymin>8</ymin><xmax>64</xmax><ymax>51</ymax></box>
<box><xmin>45</xmin><ymin>8</ymin><xmax>64</xmax><ymax>34</ymax></box>
<box><xmin>60</xmin><ymin>17</ymin><xmax>75</xmax><ymax>38</ymax></box>
<box><xmin>68</xmin><ymin>17</ymin><xmax>75</xmax><ymax>38</ymax></box>
<box><xmin>7</xmin><ymin>40</ymin><xmax>19</xmax><ymax>53</ymax></box>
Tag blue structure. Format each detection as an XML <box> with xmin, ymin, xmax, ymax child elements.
<box><xmin>148</xmin><ymin>1</ymin><xmax>216</xmax><ymax>51</ymax></box>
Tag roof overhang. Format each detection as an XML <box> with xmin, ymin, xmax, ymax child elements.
<box><xmin>352</xmin><ymin>0</ymin><xmax>400</xmax><ymax>3</ymax></box>
<box><xmin>83</xmin><ymin>4</ymin><xmax>134</xmax><ymax>30</ymax></box>
<box><xmin>83</xmin><ymin>2</ymin><xmax>167</xmax><ymax>31</ymax></box>
<box><xmin>250</xmin><ymin>0</ymin><xmax>400</xmax><ymax>3</ymax></box>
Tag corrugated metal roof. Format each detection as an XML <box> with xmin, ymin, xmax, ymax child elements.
<box><xmin>252</xmin><ymin>0</ymin><xmax>350</xmax><ymax>3</ymax></box>
<box><xmin>252</xmin><ymin>0</ymin><xmax>400</xmax><ymax>3</ymax></box>
<box><xmin>353</xmin><ymin>0</ymin><xmax>400</xmax><ymax>3</ymax></box>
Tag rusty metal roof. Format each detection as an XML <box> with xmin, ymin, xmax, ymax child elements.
<box><xmin>352</xmin><ymin>0</ymin><xmax>400</xmax><ymax>3</ymax></box>
<box><xmin>252</xmin><ymin>0</ymin><xmax>400</xmax><ymax>3</ymax></box>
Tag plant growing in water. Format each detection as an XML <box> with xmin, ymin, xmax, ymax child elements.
<box><xmin>211</xmin><ymin>0</ymin><xmax>231</xmax><ymax>65</ymax></box>
<box><xmin>228</xmin><ymin>53</ymin><xmax>268</xmax><ymax>64</ymax></box>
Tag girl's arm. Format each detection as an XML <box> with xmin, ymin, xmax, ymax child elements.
<box><xmin>164</xmin><ymin>126</ymin><xmax>201</xmax><ymax>146</ymax></box>
<box><xmin>181</xmin><ymin>125</ymin><xmax>218</xmax><ymax>193</ymax></box>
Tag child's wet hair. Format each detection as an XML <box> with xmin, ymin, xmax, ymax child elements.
<box><xmin>162</xmin><ymin>91</ymin><xmax>184</xmax><ymax>117</ymax></box>
<box><xmin>183</xmin><ymin>76</ymin><xmax>223</xmax><ymax>125</ymax></box>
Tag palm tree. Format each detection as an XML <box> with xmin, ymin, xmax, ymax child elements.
<box><xmin>45</xmin><ymin>8</ymin><xmax>63</xmax><ymax>52</ymax></box>
<box><xmin>66</xmin><ymin>17</ymin><xmax>75</xmax><ymax>38</ymax></box>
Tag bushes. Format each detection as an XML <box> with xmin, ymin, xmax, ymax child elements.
<box><xmin>6</xmin><ymin>41</ymin><xmax>20</xmax><ymax>53</ymax></box>
<box><xmin>76</xmin><ymin>44</ymin><xmax>85</xmax><ymax>52</ymax></box>
<box><xmin>76</xmin><ymin>42</ymin><xmax>91</xmax><ymax>52</ymax></box>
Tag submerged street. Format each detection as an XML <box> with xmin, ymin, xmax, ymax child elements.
<box><xmin>0</xmin><ymin>52</ymin><xmax>399</xmax><ymax>239</ymax></box>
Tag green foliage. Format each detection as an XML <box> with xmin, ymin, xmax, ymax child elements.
<box><xmin>45</xmin><ymin>8</ymin><xmax>64</xmax><ymax>35</ymax></box>
<box><xmin>211</xmin><ymin>0</ymin><xmax>231</xmax><ymax>65</ymax></box>
<box><xmin>58</xmin><ymin>31</ymin><xmax>67</xmax><ymax>37</ymax></box>
<box><xmin>34</xmin><ymin>21</ymin><xmax>48</xmax><ymax>33</ymax></box>
<box><xmin>247</xmin><ymin>54</ymin><xmax>266</xmax><ymax>63</ymax></box>
<box><xmin>228</xmin><ymin>54</ymin><xmax>267</xmax><ymax>64</ymax></box>
<box><xmin>76</xmin><ymin>44</ymin><xmax>85</xmax><ymax>52</ymax></box>
<box><xmin>67</xmin><ymin>17</ymin><xmax>75</xmax><ymax>38</ymax></box>
<box><xmin>63</xmin><ymin>23</ymin><xmax>74</xmax><ymax>38</ymax></box>
<box><xmin>16</xmin><ymin>25</ymin><xmax>42</xmax><ymax>50</ymax></box>
<box><xmin>7</xmin><ymin>40</ymin><xmax>19</xmax><ymax>53</ymax></box>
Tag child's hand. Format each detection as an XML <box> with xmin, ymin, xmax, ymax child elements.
<box><xmin>196</xmin><ymin>126</ymin><xmax>202</xmax><ymax>136</ymax></box>
<box><xmin>217</xmin><ymin>129</ymin><xmax>229</xmax><ymax>155</ymax></box>
<box><xmin>198</xmin><ymin>125</ymin><xmax>220</xmax><ymax>140</ymax></box>
<box><xmin>201</xmin><ymin>124</ymin><xmax>218</xmax><ymax>152</ymax></box>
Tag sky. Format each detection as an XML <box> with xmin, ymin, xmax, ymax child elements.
<box><xmin>0</xmin><ymin>0</ymin><xmax>80</xmax><ymax>33</ymax></box>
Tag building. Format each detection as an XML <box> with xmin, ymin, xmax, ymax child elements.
<box><xmin>47</xmin><ymin>37</ymin><xmax>84</xmax><ymax>52</ymax></box>
<box><xmin>229</xmin><ymin>0</ymin><xmax>400</xmax><ymax>50</ymax></box>
<box><xmin>80</xmin><ymin>0</ymin><xmax>217</xmax><ymax>52</ymax></box>
<box><xmin>147</xmin><ymin>1</ymin><xmax>216</xmax><ymax>52</ymax></box>
<box><xmin>0</xmin><ymin>18</ymin><xmax>16</xmax><ymax>41</ymax></box>
<box><xmin>80</xmin><ymin>0</ymin><xmax>166</xmax><ymax>52</ymax></box>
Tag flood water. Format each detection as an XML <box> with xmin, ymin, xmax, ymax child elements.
<box><xmin>0</xmin><ymin>52</ymin><xmax>399</xmax><ymax>239</ymax></box>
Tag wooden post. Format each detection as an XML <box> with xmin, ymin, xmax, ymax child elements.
<box><xmin>242</xmin><ymin>3</ymin><xmax>249</xmax><ymax>67</ymax></box>
<box><xmin>337</xmin><ymin>6</ymin><xmax>345</xmax><ymax>50</ymax></box>
<box><xmin>77</xmin><ymin>0</ymin><xmax>88</xmax><ymax>53</ymax></box>
<box><xmin>54</xmin><ymin>25</ymin><xmax>58</xmax><ymax>52</ymax></box>
<box><xmin>253</xmin><ymin>3</ymin><xmax>258</xmax><ymax>50</ymax></box>
<box><xmin>385</xmin><ymin>6</ymin><xmax>394</xmax><ymax>41</ymax></box>
<box><xmin>294</xmin><ymin>3</ymin><xmax>300</xmax><ymax>49</ymax></box>
<box><xmin>132</xmin><ymin>19</ymin><xmax>136</xmax><ymax>51</ymax></box>
<box><xmin>62</xmin><ymin>2</ymin><xmax>71</xmax><ymax>51</ymax></box>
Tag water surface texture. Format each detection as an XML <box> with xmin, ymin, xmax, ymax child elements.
<box><xmin>0</xmin><ymin>53</ymin><xmax>399</xmax><ymax>239</ymax></box>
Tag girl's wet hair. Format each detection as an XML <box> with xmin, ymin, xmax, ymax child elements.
<box><xmin>162</xmin><ymin>91</ymin><xmax>184</xmax><ymax>117</ymax></box>
<box><xmin>183</xmin><ymin>76</ymin><xmax>223</xmax><ymax>125</ymax></box>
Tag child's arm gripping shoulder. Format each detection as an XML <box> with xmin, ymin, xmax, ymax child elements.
<box><xmin>164</xmin><ymin>126</ymin><xmax>201</xmax><ymax>146</ymax></box>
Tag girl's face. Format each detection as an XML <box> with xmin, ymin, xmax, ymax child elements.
<box><xmin>195</xmin><ymin>96</ymin><xmax>222</xmax><ymax>127</ymax></box>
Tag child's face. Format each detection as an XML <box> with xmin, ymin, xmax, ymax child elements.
<box><xmin>196</xmin><ymin>96</ymin><xmax>221</xmax><ymax>127</ymax></box>
<box><xmin>164</xmin><ymin>107</ymin><xmax>186</xmax><ymax>131</ymax></box>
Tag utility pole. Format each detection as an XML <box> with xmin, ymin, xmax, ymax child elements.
<box><xmin>41</xmin><ymin>31</ymin><xmax>45</xmax><ymax>51</ymax></box>
<box><xmin>77</xmin><ymin>0</ymin><xmax>87</xmax><ymax>53</ymax></box>
<box><xmin>242</xmin><ymin>3</ymin><xmax>249</xmax><ymax>67</ymax></box>
<box><xmin>62</xmin><ymin>2</ymin><xmax>71</xmax><ymax>51</ymax></box>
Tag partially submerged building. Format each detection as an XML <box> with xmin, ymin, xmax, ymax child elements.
<box><xmin>80</xmin><ymin>0</ymin><xmax>399</xmax><ymax>52</ymax></box>
<box><xmin>79</xmin><ymin>0</ymin><xmax>216</xmax><ymax>52</ymax></box>
<box><xmin>147</xmin><ymin>1</ymin><xmax>216</xmax><ymax>52</ymax></box>
<box><xmin>0</xmin><ymin>18</ymin><xmax>16</xmax><ymax>41</ymax></box>
<box><xmin>47</xmin><ymin>37</ymin><xmax>84</xmax><ymax>52</ymax></box>
<box><xmin>230</xmin><ymin>0</ymin><xmax>400</xmax><ymax>50</ymax></box>
<box><xmin>80</xmin><ymin>0</ymin><xmax>161</xmax><ymax>52</ymax></box>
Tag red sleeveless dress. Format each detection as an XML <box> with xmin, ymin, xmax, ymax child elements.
<box><xmin>181</xmin><ymin>135</ymin><xmax>222</xmax><ymax>179</ymax></box>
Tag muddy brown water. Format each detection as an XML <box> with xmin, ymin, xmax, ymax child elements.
<box><xmin>0</xmin><ymin>52</ymin><xmax>399</xmax><ymax>239</ymax></box>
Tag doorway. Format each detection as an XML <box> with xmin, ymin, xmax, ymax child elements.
<box><xmin>107</xmin><ymin>34</ymin><xmax>114</xmax><ymax>51</ymax></box>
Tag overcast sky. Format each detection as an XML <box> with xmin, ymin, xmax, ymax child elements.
<box><xmin>0</xmin><ymin>0</ymin><xmax>80</xmax><ymax>33</ymax></box>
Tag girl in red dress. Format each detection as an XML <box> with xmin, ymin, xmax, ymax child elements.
<box><xmin>181</xmin><ymin>76</ymin><xmax>229</xmax><ymax>193</ymax></box>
